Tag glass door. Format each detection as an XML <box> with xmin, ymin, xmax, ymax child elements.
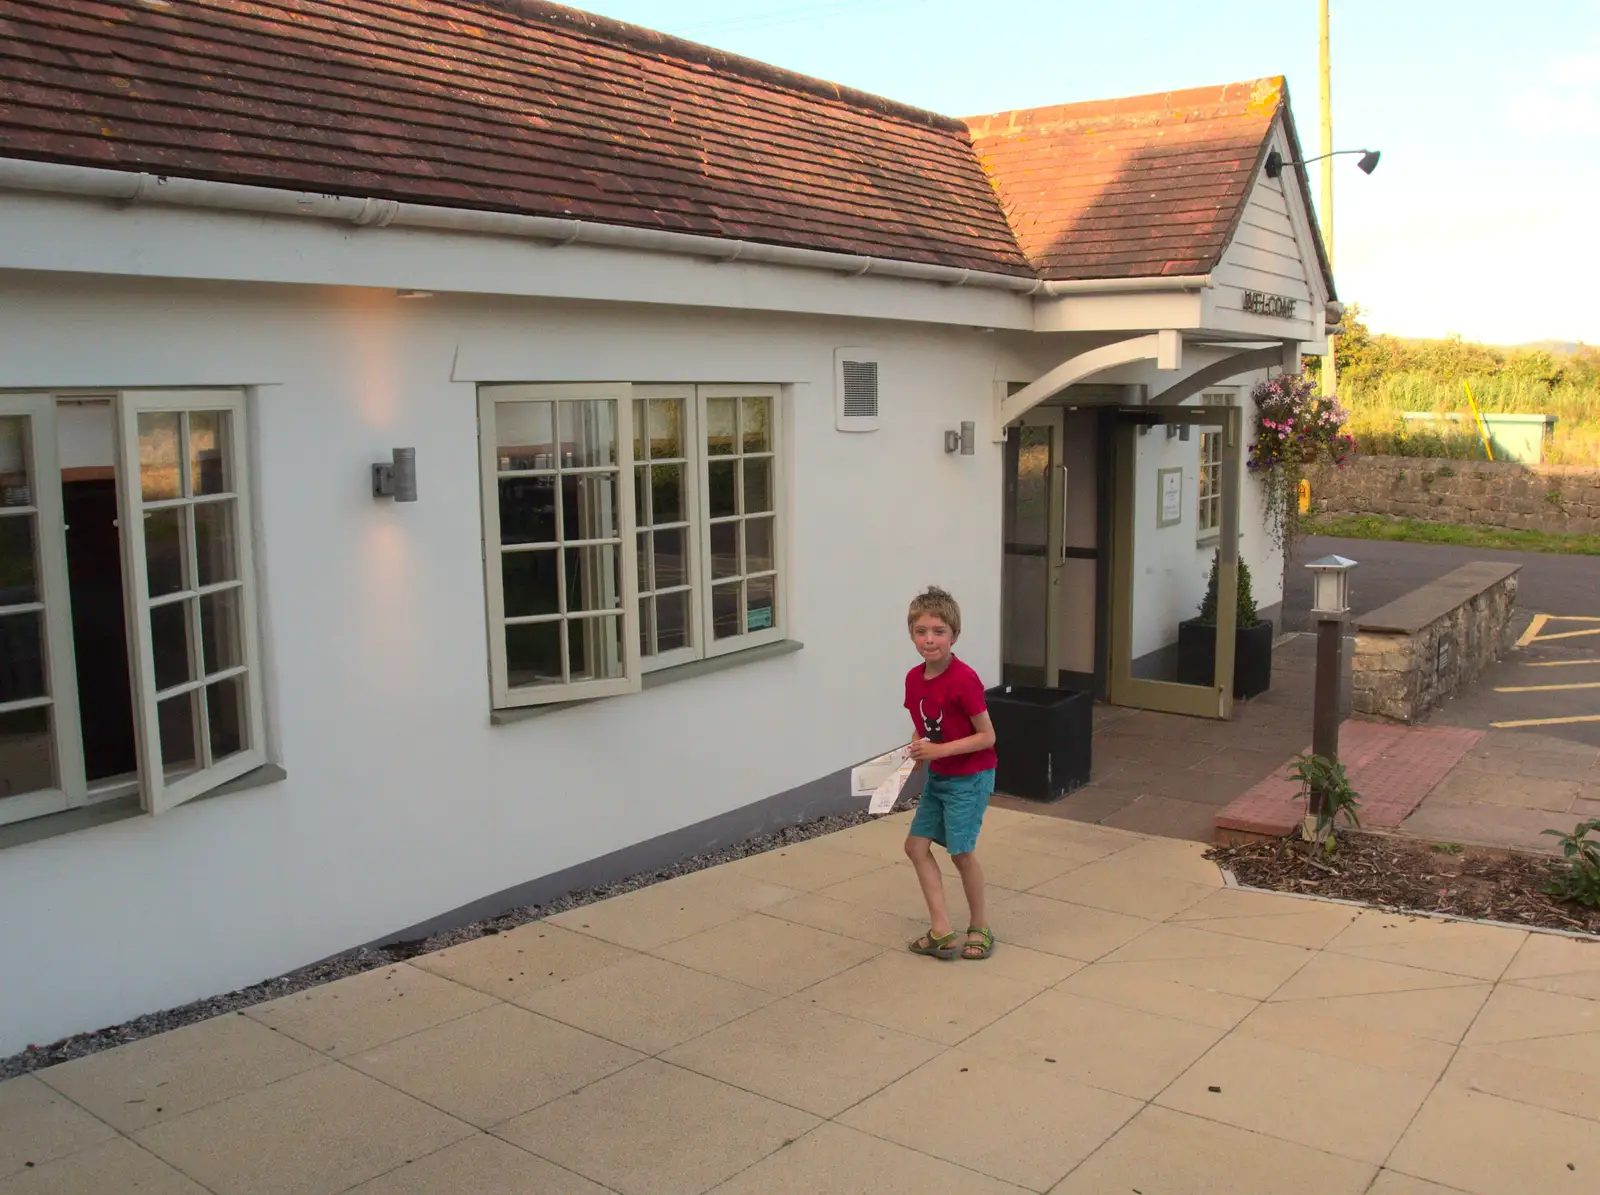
<box><xmin>1001</xmin><ymin>407</ymin><xmax>1064</xmax><ymax>687</ymax></box>
<box><xmin>1107</xmin><ymin>403</ymin><xmax>1243</xmax><ymax>718</ymax></box>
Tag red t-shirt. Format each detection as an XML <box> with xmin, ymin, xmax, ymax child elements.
<box><xmin>904</xmin><ymin>656</ymin><xmax>998</xmax><ymax>776</ymax></box>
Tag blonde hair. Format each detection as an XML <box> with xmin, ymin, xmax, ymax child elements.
<box><xmin>907</xmin><ymin>586</ymin><xmax>961</xmax><ymax>636</ymax></box>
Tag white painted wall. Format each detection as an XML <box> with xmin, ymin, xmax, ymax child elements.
<box><xmin>0</xmin><ymin>272</ymin><xmax>1007</xmax><ymax>1052</ymax></box>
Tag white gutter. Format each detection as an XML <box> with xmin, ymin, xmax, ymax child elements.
<box><xmin>1039</xmin><ymin>274</ymin><xmax>1212</xmax><ymax>294</ymax></box>
<box><xmin>0</xmin><ymin>158</ymin><xmax>1052</xmax><ymax>294</ymax></box>
<box><xmin>0</xmin><ymin>158</ymin><xmax>1213</xmax><ymax>300</ymax></box>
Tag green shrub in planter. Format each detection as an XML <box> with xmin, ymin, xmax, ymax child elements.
<box><xmin>1177</xmin><ymin>550</ymin><xmax>1274</xmax><ymax>699</ymax></box>
<box><xmin>1195</xmin><ymin>550</ymin><xmax>1259</xmax><ymax>628</ymax></box>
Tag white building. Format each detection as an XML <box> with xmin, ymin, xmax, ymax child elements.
<box><xmin>0</xmin><ymin>0</ymin><xmax>1335</xmax><ymax>1052</ymax></box>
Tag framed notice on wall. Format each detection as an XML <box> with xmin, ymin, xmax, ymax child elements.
<box><xmin>1157</xmin><ymin>467</ymin><xmax>1183</xmax><ymax>527</ymax></box>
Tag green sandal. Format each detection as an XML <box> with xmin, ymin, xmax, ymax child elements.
<box><xmin>909</xmin><ymin>929</ymin><xmax>959</xmax><ymax>960</ymax></box>
<box><xmin>962</xmin><ymin>927</ymin><xmax>995</xmax><ymax>960</ymax></box>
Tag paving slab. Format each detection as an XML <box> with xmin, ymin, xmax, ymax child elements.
<box><xmin>495</xmin><ymin>1059</ymin><xmax>818</xmax><ymax>1195</ymax></box>
<box><xmin>4</xmin><ymin>808</ymin><xmax>1597</xmax><ymax>1195</ymax></box>
<box><xmin>1387</xmin><ymin>1085</ymin><xmax>1600</xmax><ymax>1195</ymax></box>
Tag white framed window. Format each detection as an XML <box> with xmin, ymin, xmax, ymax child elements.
<box><xmin>698</xmin><ymin>386</ymin><xmax>784</xmax><ymax>658</ymax></box>
<box><xmin>116</xmin><ymin>390</ymin><xmax>267</xmax><ymax>812</ymax></box>
<box><xmin>0</xmin><ymin>395</ymin><xmax>86</xmax><ymax>825</ymax></box>
<box><xmin>0</xmin><ymin>388</ymin><xmax>268</xmax><ymax>828</ymax></box>
<box><xmin>480</xmin><ymin>383</ymin><xmax>786</xmax><ymax>709</ymax></box>
<box><xmin>634</xmin><ymin>386</ymin><xmax>699</xmax><ymax>671</ymax></box>
<box><xmin>1196</xmin><ymin>391</ymin><xmax>1231</xmax><ymax>537</ymax></box>
<box><xmin>480</xmin><ymin>384</ymin><xmax>640</xmax><ymax>709</ymax></box>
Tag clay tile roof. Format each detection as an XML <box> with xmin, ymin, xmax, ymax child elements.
<box><xmin>0</xmin><ymin>0</ymin><xmax>1033</xmax><ymax>277</ymax></box>
<box><xmin>966</xmin><ymin>78</ymin><xmax>1293</xmax><ymax>282</ymax></box>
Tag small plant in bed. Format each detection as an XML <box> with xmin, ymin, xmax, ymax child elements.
<box><xmin>1288</xmin><ymin>751</ymin><xmax>1362</xmax><ymax>855</ymax></box>
<box><xmin>1542</xmin><ymin>818</ymin><xmax>1600</xmax><ymax>908</ymax></box>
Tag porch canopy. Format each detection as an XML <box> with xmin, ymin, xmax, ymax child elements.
<box><xmin>965</xmin><ymin>78</ymin><xmax>1340</xmax><ymax>425</ymax></box>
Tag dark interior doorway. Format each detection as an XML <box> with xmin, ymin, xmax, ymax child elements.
<box><xmin>63</xmin><ymin>479</ymin><xmax>137</xmax><ymax>783</ymax></box>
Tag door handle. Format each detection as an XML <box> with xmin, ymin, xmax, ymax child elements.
<box><xmin>1056</xmin><ymin>463</ymin><xmax>1070</xmax><ymax>563</ymax></box>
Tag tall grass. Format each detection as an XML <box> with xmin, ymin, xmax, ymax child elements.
<box><xmin>1340</xmin><ymin>373</ymin><xmax>1600</xmax><ymax>465</ymax></box>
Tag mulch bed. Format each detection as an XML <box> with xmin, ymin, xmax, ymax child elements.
<box><xmin>1208</xmin><ymin>831</ymin><xmax>1600</xmax><ymax>936</ymax></box>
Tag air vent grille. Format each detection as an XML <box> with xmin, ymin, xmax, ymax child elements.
<box><xmin>833</xmin><ymin>347</ymin><xmax>881</xmax><ymax>431</ymax></box>
<box><xmin>840</xmin><ymin>360</ymin><xmax>880</xmax><ymax>418</ymax></box>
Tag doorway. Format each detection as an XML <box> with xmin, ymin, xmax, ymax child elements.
<box><xmin>1106</xmin><ymin>403</ymin><xmax>1243</xmax><ymax>719</ymax></box>
<box><xmin>1000</xmin><ymin>404</ymin><xmax>1100</xmax><ymax>691</ymax></box>
<box><xmin>1000</xmin><ymin>397</ymin><xmax>1245</xmax><ymax>720</ymax></box>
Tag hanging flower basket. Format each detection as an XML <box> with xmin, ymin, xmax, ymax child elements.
<box><xmin>1247</xmin><ymin>372</ymin><xmax>1355</xmax><ymax>555</ymax></box>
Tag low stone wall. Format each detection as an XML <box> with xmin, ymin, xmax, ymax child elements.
<box><xmin>1307</xmin><ymin>456</ymin><xmax>1600</xmax><ymax>534</ymax></box>
<box><xmin>1350</xmin><ymin>563</ymin><xmax>1521</xmax><ymax>724</ymax></box>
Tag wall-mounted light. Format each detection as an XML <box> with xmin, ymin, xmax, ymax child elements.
<box><xmin>372</xmin><ymin>448</ymin><xmax>418</xmax><ymax>502</ymax></box>
<box><xmin>1264</xmin><ymin>148</ymin><xmax>1380</xmax><ymax>180</ymax></box>
<box><xmin>943</xmin><ymin>421</ymin><xmax>976</xmax><ymax>455</ymax></box>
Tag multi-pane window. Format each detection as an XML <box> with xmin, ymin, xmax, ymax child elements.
<box><xmin>634</xmin><ymin>389</ymin><xmax>695</xmax><ymax>668</ymax></box>
<box><xmin>702</xmin><ymin>388</ymin><xmax>779</xmax><ymax>644</ymax></box>
<box><xmin>0</xmin><ymin>389</ymin><xmax>266</xmax><ymax>827</ymax></box>
<box><xmin>483</xmin><ymin>384</ymin><xmax>633</xmax><ymax>702</ymax></box>
<box><xmin>481</xmin><ymin>383</ymin><xmax>785</xmax><ymax>709</ymax></box>
<box><xmin>120</xmin><ymin>392</ymin><xmax>266</xmax><ymax>811</ymax></box>
<box><xmin>1197</xmin><ymin>392</ymin><xmax>1230</xmax><ymax>536</ymax></box>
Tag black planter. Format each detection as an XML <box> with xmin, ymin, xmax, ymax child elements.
<box><xmin>984</xmin><ymin>684</ymin><xmax>1093</xmax><ymax>803</ymax></box>
<box><xmin>1176</xmin><ymin>618</ymin><xmax>1275</xmax><ymax>700</ymax></box>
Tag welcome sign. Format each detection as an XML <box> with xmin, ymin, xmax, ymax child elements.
<box><xmin>1242</xmin><ymin>290</ymin><xmax>1298</xmax><ymax>319</ymax></box>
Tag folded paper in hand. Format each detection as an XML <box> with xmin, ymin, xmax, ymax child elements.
<box><xmin>851</xmin><ymin>745</ymin><xmax>914</xmax><ymax>816</ymax></box>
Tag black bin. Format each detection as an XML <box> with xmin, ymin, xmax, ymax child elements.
<box><xmin>985</xmin><ymin>684</ymin><xmax>1093</xmax><ymax>803</ymax></box>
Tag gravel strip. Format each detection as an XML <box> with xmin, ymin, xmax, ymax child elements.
<box><xmin>1</xmin><ymin>796</ymin><xmax>916</xmax><ymax>1081</ymax></box>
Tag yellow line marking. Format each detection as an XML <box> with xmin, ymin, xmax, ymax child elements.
<box><xmin>1524</xmin><ymin>659</ymin><xmax>1600</xmax><ymax>667</ymax></box>
<box><xmin>1528</xmin><ymin>627</ymin><xmax>1600</xmax><ymax>643</ymax></box>
<box><xmin>1541</xmin><ymin>615</ymin><xmax>1600</xmax><ymax>622</ymax></box>
<box><xmin>1517</xmin><ymin>614</ymin><xmax>1551</xmax><ymax>647</ymax></box>
<box><xmin>1491</xmin><ymin>714</ymin><xmax>1600</xmax><ymax>729</ymax></box>
<box><xmin>1495</xmin><ymin>682</ymin><xmax>1600</xmax><ymax>693</ymax></box>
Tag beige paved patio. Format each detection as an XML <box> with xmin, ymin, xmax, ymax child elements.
<box><xmin>4</xmin><ymin>808</ymin><xmax>1600</xmax><ymax>1195</ymax></box>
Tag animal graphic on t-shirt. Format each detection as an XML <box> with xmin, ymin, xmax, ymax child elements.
<box><xmin>918</xmin><ymin>698</ymin><xmax>945</xmax><ymax>743</ymax></box>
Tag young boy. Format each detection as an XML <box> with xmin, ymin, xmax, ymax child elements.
<box><xmin>903</xmin><ymin>587</ymin><xmax>998</xmax><ymax>961</ymax></box>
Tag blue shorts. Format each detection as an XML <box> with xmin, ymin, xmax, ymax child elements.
<box><xmin>908</xmin><ymin>768</ymin><xmax>995</xmax><ymax>856</ymax></box>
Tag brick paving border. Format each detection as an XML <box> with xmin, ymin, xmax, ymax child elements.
<box><xmin>1214</xmin><ymin>719</ymin><xmax>1483</xmax><ymax>839</ymax></box>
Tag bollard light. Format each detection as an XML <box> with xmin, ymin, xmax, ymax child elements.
<box><xmin>1307</xmin><ymin>554</ymin><xmax>1356</xmax><ymax>619</ymax></box>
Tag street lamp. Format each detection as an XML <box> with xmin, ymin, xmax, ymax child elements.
<box><xmin>1306</xmin><ymin>555</ymin><xmax>1356</xmax><ymax>754</ymax></box>
<box><xmin>1263</xmin><ymin>149</ymin><xmax>1381</xmax><ymax>180</ymax></box>
<box><xmin>1307</xmin><ymin>554</ymin><xmax>1357</xmax><ymax>619</ymax></box>
<box><xmin>1305</xmin><ymin>553</ymin><xmax>1356</xmax><ymax>835</ymax></box>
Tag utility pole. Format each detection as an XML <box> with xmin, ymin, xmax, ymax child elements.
<box><xmin>1319</xmin><ymin>0</ymin><xmax>1336</xmax><ymax>397</ymax></box>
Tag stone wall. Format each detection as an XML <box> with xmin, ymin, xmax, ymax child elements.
<box><xmin>1307</xmin><ymin>456</ymin><xmax>1600</xmax><ymax>534</ymax></box>
<box><xmin>1351</xmin><ymin>563</ymin><xmax>1521</xmax><ymax>724</ymax></box>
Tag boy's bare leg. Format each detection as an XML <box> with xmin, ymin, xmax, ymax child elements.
<box><xmin>951</xmin><ymin>851</ymin><xmax>986</xmax><ymax>937</ymax></box>
<box><xmin>905</xmin><ymin>836</ymin><xmax>953</xmax><ymax>936</ymax></box>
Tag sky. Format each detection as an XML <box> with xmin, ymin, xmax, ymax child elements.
<box><xmin>568</xmin><ymin>0</ymin><xmax>1600</xmax><ymax>348</ymax></box>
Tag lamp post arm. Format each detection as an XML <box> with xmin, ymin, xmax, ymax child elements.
<box><xmin>1293</xmin><ymin>150</ymin><xmax>1371</xmax><ymax>167</ymax></box>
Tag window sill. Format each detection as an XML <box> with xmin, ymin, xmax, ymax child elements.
<box><xmin>0</xmin><ymin>764</ymin><xmax>288</xmax><ymax>853</ymax></box>
<box><xmin>1196</xmin><ymin>531</ymin><xmax>1221</xmax><ymax>548</ymax></box>
<box><xmin>491</xmin><ymin>638</ymin><xmax>805</xmax><ymax>725</ymax></box>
